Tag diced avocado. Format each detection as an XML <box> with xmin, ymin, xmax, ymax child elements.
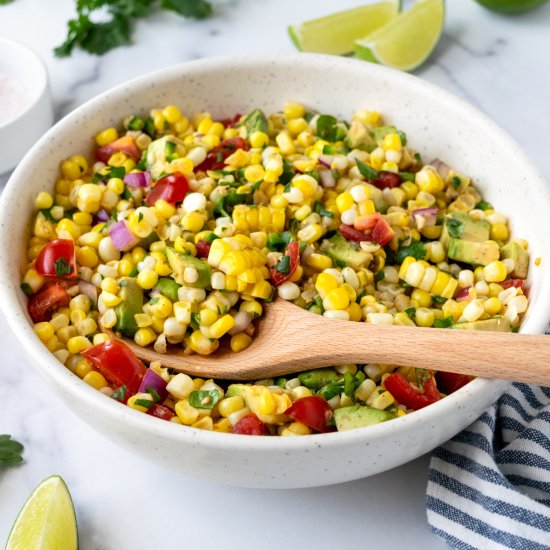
<box><xmin>165</xmin><ymin>247</ymin><xmax>211</xmax><ymax>289</ymax></box>
<box><xmin>298</xmin><ymin>368</ymin><xmax>341</xmax><ymax>391</ymax></box>
<box><xmin>334</xmin><ymin>405</ymin><xmax>396</xmax><ymax>431</ymax></box>
<box><xmin>371</xmin><ymin>125</ymin><xmax>405</xmax><ymax>146</ymax></box>
<box><xmin>155</xmin><ymin>277</ymin><xmax>181</xmax><ymax>302</ymax></box>
<box><xmin>447</xmin><ymin>238</ymin><xmax>500</xmax><ymax>266</ymax></box>
<box><xmin>238</xmin><ymin>108</ymin><xmax>268</xmax><ymax>136</ymax></box>
<box><xmin>114</xmin><ymin>277</ymin><xmax>144</xmax><ymax>338</ymax></box>
<box><xmin>440</xmin><ymin>212</ymin><xmax>491</xmax><ymax>248</ymax></box>
<box><xmin>138</xmin><ymin>230</ymin><xmax>159</xmax><ymax>251</ymax></box>
<box><xmin>345</xmin><ymin>120</ymin><xmax>376</xmax><ymax>152</ymax></box>
<box><xmin>453</xmin><ymin>317</ymin><xmax>512</xmax><ymax>332</ymax></box>
<box><xmin>225</xmin><ymin>384</ymin><xmax>246</xmax><ymax>398</ymax></box>
<box><xmin>321</xmin><ymin>234</ymin><xmax>372</xmax><ymax>270</ymax></box>
<box><xmin>500</xmin><ymin>242</ymin><xmax>529</xmax><ymax>279</ymax></box>
<box><xmin>146</xmin><ymin>135</ymin><xmax>179</xmax><ymax>180</ymax></box>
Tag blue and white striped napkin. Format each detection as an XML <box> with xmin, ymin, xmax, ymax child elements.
<box><xmin>427</xmin><ymin>382</ymin><xmax>550</xmax><ymax>549</ymax></box>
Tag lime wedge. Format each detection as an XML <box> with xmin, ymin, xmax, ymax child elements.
<box><xmin>6</xmin><ymin>476</ymin><xmax>78</xmax><ymax>550</ymax></box>
<box><xmin>289</xmin><ymin>1</ymin><xmax>400</xmax><ymax>55</ymax></box>
<box><xmin>474</xmin><ymin>0</ymin><xmax>549</xmax><ymax>13</ymax></box>
<box><xmin>355</xmin><ymin>0</ymin><xmax>445</xmax><ymax>71</ymax></box>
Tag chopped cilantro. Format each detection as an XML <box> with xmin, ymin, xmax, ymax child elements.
<box><xmin>446</xmin><ymin>218</ymin><xmax>464</xmax><ymax>239</ymax></box>
<box><xmin>475</xmin><ymin>200</ymin><xmax>493</xmax><ymax>211</ymax></box>
<box><xmin>0</xmin><ymin>434</ymin><xmax>24</xmax><ymax>466</ymax></box>
<box><xmin>355</xmin><ymin>158</ymin><xmax>378</xmax><ymax>181</ymax></box>
<box><xmin>40</xmin><ymin>208</ymin><xmax>56</xmax><ymax>222</ymax></box>
<box><xmin>54</xmin><ymin>257</ymin><xmax>73</xmax><ymax>277</ymax></box>
<box><xmin>275</xmin><ymin>255</ymin><xmax>291</xmax><ymax>275</ymax></box>
<box><xmin>137</xmin><ymin>212</ymin><xmax>144</xmax><ymax>223</ymax></box>
<box><xmin>189</xmin><ymin>390</ymin><xmax>220</xmax><ymax>410</ymax></box>
<box><xmin>146</xmin><ymin>386</ymin><xmax>162</xmax><ymax>403</ymax></box>
<box><xmin>135</xmin><ymin>398</ymin><xmax>154</xmax><ymax>409</ymax></box>
<box><xmin>452</xmin><ymin>175</ymin><xmax>461</xmax><ymax>190</ymax></box>
<box><xmin>399</xmin><ymin>172</ymin><xmax>416</xmax><ymax>182</ymax></box>
<box><xmin>404</xmin><ymin>307</ymin><xmax>416</xmax><ymax>319</ymax></box>
<box><xmin>434</xmin><ymin>316</ymin><xmax>454</xmax><ymax>328</ymax></box>
<box><xmin>396</xmin><ymin>241</ymin><xmax>426</xmax><ymax>264</ymax></box>
<box><xmin>374</xmin><ymin>270</ymin><xmax>385</xmax><ymax>282</ymax></box>
<box><xmin>431</xmin><ymin>295</ymin><xmax>447</xmax><ymax>305</ymax></box>
<box><xmin>111</xmin><ymin>385</ymin><xmax>127</xmax><ymax>402</ymax></box>
<box><xmin>20</xmin><ymin>283</ymin><xmax>32</xmax><ymax>296</ymax></box>
<box><xmin>129</xmin><ymin>266</ymin><xmax>139</xmax><ymax>277</ymax></box>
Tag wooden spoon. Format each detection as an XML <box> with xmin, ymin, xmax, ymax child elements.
<box><xmin>102</xmin><ymin>299</ymin><xmax>550</xmax><ymax>384</ymax></box>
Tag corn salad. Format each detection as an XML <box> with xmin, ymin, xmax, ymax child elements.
<box><xmin>22</xmin><ymin>102</ymin><xmax>530</xmax><ymax>435</ymax></box>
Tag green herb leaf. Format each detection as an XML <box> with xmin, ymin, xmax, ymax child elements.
<box><xmin>0</xmin><ymin>434</ymin><xmax>24</xmax><ymax>466</ymax></box>
<box><xmin>189</xmin><ymin>389</ymin><xmax>220</xmax><ymax>410</ymax></box>
<box><xmin>414</xmin><ymin>152</ymin><xmax>423</xmax><ymax>164</ymax></box>
<box><xmin>128</xmin><ymin>116</ymin><xmax>145</xmax><ymax>131</ymax></box>
<box><xmin>431</xmin><ymin>295</ymin><xmax>447</xmax><ymax>305</ymax></box>
<box><xmin>238</xmin><ymin>108</ymin><xmax>268</xmax><ymax>136</ymax></box>
<box><xmin>146</xmin><ymin>386</ymin><xmax>162</xmax><ymax>403</ymax></box>
<box><xmin>111</xmin><ymin>385</ymin><xmax>127</xmax><ymax>402</ymax></box>
<box><xmin>434</xmin><ymin>316</ymin><xmax>453</xmax><ymax>328</ymax></box>
<box><xmin>149</xmin><ymin>297</ymin><xmax>159</xmax><ymax>305</ymax></box>
<box><xmin>161</xmin><ymin>0</ymin><xmax>212</xmax><ymax>18</ymax></box>
<box><xmin>20</xmin><ymin>283</ymin><xmax>32</xmax><ymax>296</ymax></box>
<box><xmin>135</xmin><ymin>398</ymin><xmax>154</xmax><ymax>409</ymax></box>
<box><xmin>396</xmin><ymin>241</ymin><xmax>426</xmax><ymax>264</ymax></box>
<box><xmin>0</xmin><ymin>0</ymin><xmax>16</xmax><ymax>5</ymax></box>
<box><xmin>374</xmin><ymin>270</ymin><xmax>385</xmax><ymax>282</ymax></box>
<box><xmin>275</xmin><ymin>255</ymin><xmax>291</xmax><ymax>275</ymax></box>
<box><xmin>343</xmin><ymin>372</ymin><xmax>357</xmax><ymax>400</ymax></box>
<box><xmin>54</xmin><ymin>257</ymin><xmax>73</xmax><ymax>277</ymax></box>
<box><xmin>452</xmin><ymin>175</ymin><xmax>461</xmax><ymax>190</ymax></box>
<box><xmin>355</xmin><ymin>158</ymin><xmax>378</xmax><ymax>181</ymax></box>
<box><xmin>40</xmin><ymin>208</ymin><xmax>56</xmax><ymax>222</ymax></box>
<box><xmin>122</xmin><ymin>185</ymin><xmax>133</xmax><ymax>200</ymax></box>
<box><xmin>404</xmin><ymin>307</ymin><xmax>416</xmax><ymax>319</ymax></box>
<box><xmin>399</xmin><ymin>172</ymin><xmax>416</xmax><ymax>182</ymax></box>
<box><xmin>446</xmin><ymin>218</ymin><xmax>464</xmax><ymax>239</ymax></box>
<box><xmin>475</xmin><ymin>200</ymin><xmax>493</xmax><ymax>211</ymax></box>
<box><xmin>129</xmin><ymin>266</ymin><xmax>139</xmax><ymax>277</ymax></box>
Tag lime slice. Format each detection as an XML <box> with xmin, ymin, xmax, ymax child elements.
<box><xmin>6</xmin><ymin>475</ymin><xmax>78</xmax><ymax>550</ymax></box>
<box><xmin>289</xmin><ymin>1</ymin><xmax>400</xmax><ymax>55</ymax></box>
<box><xmin>474</xmin><ymin>0</ymin><xmax>549</xmax><ymax>13</ymax></box>
<box><xmin>355</xmin><ymin>0</ymin><xmax>445</xmax><ymax>71</ymax></box>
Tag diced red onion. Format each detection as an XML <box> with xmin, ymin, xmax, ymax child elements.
<box><xmin>228</xmin><ymin>311</ymin><xmax>253</xmax><ymax>336</ymax></box>
<box><xmin>456</xmin><ymin>286</ymin><xmax>472</xmax><ymax>302</ymax></box>
<box><xmin>319</xmin><ymin>169</ymin><xmax>336</xmax><ymax>188</ymax></box>
<box><xmin>109</xmin><ymin>221</ymin><xmax>140</xmax><ymax>251</ymax></box>
<box><xmin>94</xmin><ymin>208</ymin><xmax>110</xmax><ymax>223</ymax></box>
<box><xmin>78</xmin><ymin>280</ymin><xmax>98</xmax><ymax>305</ymax></box>
<box><xmin>124</xmin><ymin>171</ymin><xmax>151</xmax><ymax>188</ymax></box>
<box><xmin>430</xmin><ymin>159</ymin><xmax>450</xmax><ymax>180</ymax></box>
<box><xmin>412</xmin><ymin>207</ymin><xmax>439</xmax><ymax>228</ymax></box>
<box><xmin>318</xmin><ymin>155</ymin><xmax>333</xmax><ymax>168</ymax></box>
<box><xmin>138</xmin><ymin>369</ymin><xmax>168</xmax><ymax>401</ymax></box>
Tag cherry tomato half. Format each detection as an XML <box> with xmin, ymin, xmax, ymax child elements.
<box><xmin>145</xmin><ymin>172</ymin><xmax>189</xmax><ymax>206</ymax></box>
<box><xmin>500</xmin><ymin>279</ymin><xmax>526</xmax><ymax>290</ymax></box>
<box><xmin>27</xmin><ymin>282</ymin><xmax>70</xmax><ymax>323</ymax></box>
<box><xmin>435</xmin><ymin>372</ymin><xmax>473</xmax><ymax>395</ymax></box>
<box><xmin>352</xmin><ymin>213</ymin><xmax>394</xmax><ymax>246</ymax></box>
<box><xmin>35</xmin><ymin>239</ymin><xmax>77</xmax><ymax>279</ymax></box>
<box><xmin>82</xmin><ymin>340</ymin><xmax>147</xmax><ymax>398</ymax></box>
<box><xmin>338</xmin><ymin>224</ymin><xmax>372</xmax><ymax>243</ymax></box>
<box><xmin>232</xmin><ymin>413</ymin><xmax>266</xmax><ymax>435</ymax></box>
<box><xmin>384</xmin><ymin>371</ymin><xmax>440</xmax><ymax>411</ymax></box>
<box><xmin>147</xmin><ymin>404</ymin><xmax>175</xmax><ymax>421</ymax></box>
<box><xmin>195</xmin><ymin>240</ymin><xmax>212</xmax><ymax>259</ymax></box>
<box><xmin>285</xmin><ymin>396</ymin><xmax>334</xmax><ymax>433</ymax></box>
<box><xmin>371</xmin><ymin>171</ymin><xmax>401</xmax><ymax>190</ymax></box>
<box><xmin>270</xmin><ymin>241</ymin><xmax>301</xmax><ymax>287</ymax></box>
<box><xmin>96</xmin><ymin>136</ymin><xmax>141</xmax><ymax>164</ymax></box>
<box><xmin>196</xmin><ymin>137</ymin><xmax>249</xmax><ymax>172</ymax></box>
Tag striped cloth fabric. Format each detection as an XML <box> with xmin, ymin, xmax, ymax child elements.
<box><xmin>426</xmin><ymin>382</ymin><xmax>550</xmax><ymax>549</ymax></box>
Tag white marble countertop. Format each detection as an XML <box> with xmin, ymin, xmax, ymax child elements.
<box><xmin>1</xmin><ymin>1</ymin><xmax>549</xmax><ymax>548</ymax></box>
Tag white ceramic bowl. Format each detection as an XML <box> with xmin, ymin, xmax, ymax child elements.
<box><xmin>1</xmin><ymin>55</ymin><xmax>549</xmax><ymax>489</ymax></box>
<box><xmin>0</xmin><ymin>37</ymin><xmax>54</xmax><ymax>174</ymax></box>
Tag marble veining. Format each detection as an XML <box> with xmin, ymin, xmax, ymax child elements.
<box><xmin>1</xmin><ymin>0</ymin><xmax>549</xmax><ymax>548</ymax></box>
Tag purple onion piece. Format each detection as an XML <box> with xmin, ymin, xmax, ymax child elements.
<box><xmin>109</xmin><ymin>221</ymin><xmax>140</xmax><ymax>251</ymax></box>
<box><xmin>318</xmin><ymin>155</ymin><xmax>334</xmax><ymax>168</ymax></box>
<box><xmin>430</xmin><ymin>159</ymin><xmax>450</xmax><ymax>180</ymax></box>
<box><xmin>124</xmin><ymin>171</ymin><xmax>150</xmax><ymax>188</ymax></box>
<box><xmin>412</xmin><ymin>207</ymin><xmax>439</xmax><ymax>228</ymax></box>
<box><xmin>456</xmin><ymin>286</ymin><xmax>472</xmax><ymax>302</ymax></box>
<box><xmin>228</xmin><ymin>311</ymin><xmax>253</xmax><ymax>336</ymax></box>
<box><xmin>78</xmin><ymin>280</ymin><xmax>98</xmax><ymax>305</ymax></box>
<box><xmin>94</xmin><ymin>208</ymin><xmax>110</xmax><ymax>223</ymax></box>
<box><xmin>319</xmin><ymin>169</ymin><xmax>336</xmax><ymax>188</ymax></box>
<box><xmin>139</xmin><ymin>369</ymin><xmax>168</xmax><ymax>401</ymax></box>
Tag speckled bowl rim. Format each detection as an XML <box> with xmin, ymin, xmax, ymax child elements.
<box><xmin>1</xmin><ymin>54</ymin><xmax>549</xmax><ymax>455</ymax></box>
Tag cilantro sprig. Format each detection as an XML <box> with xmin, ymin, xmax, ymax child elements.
<box><xmin>53</xmin><ymin>0</ymin><xmax>212</xmax><ymax>57</ymax></box>
<box><xmin>0</xmin><ymin>435</ymin><xmax>24</xmax><ymax>466</ymax></box>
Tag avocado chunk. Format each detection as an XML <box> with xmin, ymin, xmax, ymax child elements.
<box><xmin>440</xmin><ymin>212</ymin><xmax>491</xmax><ymax>248</ymax></box>
<box><xmin>321</xmin><ymin>234</ymin><xmax>372</xmax><ymax>270</ymax></box>
<box><xmin>146</xmin><ymin>135</ymin><xmax>180</xmax><ymax>180</ymax></box>
<box><xmin>114</xmin><ymin>277</ymin><xmax>144</xmax><ymax>338</ymax></box>
<box><xmin>500</xmin><ymin>242</ymin><xmax>529</xmax><ymax>279</ymax></box>
<box><xmin>225</xmin><ymin>384</ymin><xmax>246</xmax><ymax>398</ymax></box>
<box><xmin>345</xmin><ymin>120</ymin><xmax>376</xmax><ymax>152</ymax></box>
<box><xmin>165</xmin><ymin>247</ymin><xmax>211</xmax><ymax>288</ymax></box>
<box><xmin>334</xmin><ymin>405</ymin><xmax>396</xmax><ymax>431</ymax></box>
<box><xmin>238</xmin><ymin>108</ymin><xmax>268</xmax><ymax>137</ymax></box>
<box><xmin>299</xmin><ymin>368</ymin><xmax>341</xmax><ymax>391</ymax></box>
<box><xmin>453</xmin><ymin>317</ymin><xmax>512</xmax><ymax>332</ymax></box>
<box><xmin>371</xmin><ymin>125</ymin><xmax>405</xmax><ymax>146</ymax></box>
<box><xmin>447</xmin><ymin>238</ymin><xmax>500</xmax><ymax>266</ymax></box>
<box><xmin>155</xmin><ymin>277</ymin><xmax>181</xmax><ymax>302</ymax></box>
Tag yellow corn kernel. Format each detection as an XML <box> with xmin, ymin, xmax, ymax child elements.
<box><xmin>92</xmin><ymin>333</ymin><xmax>109</xmax><ymax>346</ymax></box>
<box><xmin>306</xmin><ymin>253</ymin><xmax>333</xmax><ymax>271</ymax></box>
<box><xmin>315</xmin><ymin>272</ymin><xmax>338</xmax><ymax>299</ymax></box>
<box><xmin>57</xmin><ymin>218</ymin><xmax>81</xmax><ymax>239</ymax></box>
<box><xmin>127</xmin><ymin>393</ymin><xmax>154</xmax><ymax>413</ymax></box>
<box><xmin>347</xmin><ymin>302</ymin><xmax>363</xmax><ymax>322</ymax></box>
<box><xmin>400</xmin><ymin>181</ymin><xmax>418</xmax><ymax>200</ymax></box>
<box><xmin>415</xmin><ymin>167</ymin><xmax>445</xmax><ymax>194</ymax></box>
<box><xmin>490</xmin><ymin>223</ymin><xmax>509</xmax><ymax>241</ymax></box>
<box><xmin>181</xmin><ymin>212</ymin><xmax>205</xmax><ymax>233</ymax></box>
<box><xmin>415</xmin><ymin>307</ymin><xmax>435</xmax><ymax>327</ymax></box>
<box><xmin>291</xmin><ymin>386</ymin><xmax>313</xmax><ymax>400</ymax></box>
<box><xmin>135</xmin><ymin>313</ymin><xmax>152</xmax><ymax>328</ymax></box>
<box><xmin>134</xmin><ymin>327</ymin><xmax>156</xmax><ymax>347</ymax></box>
<box><xmin>352</xmin><ymin>109</ymin><xmax>380</xmax><ymax>126</ymax></box>
<box><xmin>230</xmin><ymin>332</ymin><xmax>252</xmax><ymax>352</ymax></box>
<box><xmin>249</xmin><ymin>280</ymin><xmax>273</xmax><ymax>300</ymax></box>
<box><xmin>213</xmin><ymin>418</ymin><xmax>232</xmax><ymax>432</ymax></box>
<box><xmin>175</xmin><ymin>399</ymin><xmax>200</xmax><ymax>425</ymax></box>
<box><xmin>162</xmin><ymin>105</ymin><xmax>182</xmax><ymax>124</ymax></box>
<box><xmin>257</xmin><ymin>389</ymin><xmax>276</xmax><ymax>415</ymax></box>
<box><xmin>96</xmin><ymin>127</ymin><xmax>118</xmax><ymax>146</ymax></box>
<box><xmin>219</xmin><ymin>396</ymin><xmax>245</xmax><ymax>417</ymax></box>
<box><xmin>174</xmin><ymin>116</ymin><xmax>190</xmax><ymax>134</ymax></box>
<box><xmin>297</xmin><ymin>223</ymin><xmax>323</xmax><ymax>243</ymax></box>
<box><xmin>483</xmin><ymin>261</ymin><xmax>507</xmax><ymax>283</ymax></box>
<box><xmin>484</xmin><ymin>297</ymin><xmax>502</xmax><ymax>315</ymax></box>
<box><xmin>323</xmin><ymin>287</ymin><xmax>350</xmax><ymax>311</ymax></box>
<box><xmin>191</xmin><ymin>416</ymin><xmax>214</xmax><ymax>431</ymax></box>
<box><xmin>382</xmin><ymin>161</ymin><xmax>399</xmax><ymax>173</ymax></box>
<box><xmin>219</xmin><ymin>251</ymin><xmax>249</xmax><ymax>276</ymax></box>
<box><xmin>149</xmin><ymin>295</ymin><xmax>173</xmax><ymax>318</ymax></box>
<box><xmin>207</xmin><ymin>314</ymin><xmax>236</xmax><ymax>339</ymax></box>
<box><xmin>286</xmin><ymin>422</ymin><xmax>311</xmax><ymax>436</ymax></box>
<box><xmin>275</xmin><ymin>132</ymin><xmax>295</xmax><ymax>155</ymax></box>
<box><xmin>169</xmin><ymin>157</ymin><xmax>194</xmax><ymax>175</ymax></box>
<box><xmin>244</xmin><ymin>164</ymin><xmax>265</xmax><ymax>184</ymax></box>
<box><xmin>249</xmin><ymin>131</ymin><xmax>270</xmax><ymax>148</ymax></box>
<box><xmin>67</xmin><ymin>335</ymin><xmax>92</xmax><ymax>354</ymax></box>
<box><xmin>83</xmin><ymin>370</ymin><xmax>108</xmax><ymax>390</ymax></box>
<box><xmin>60</xmin><ymin>159</ymin><xmax>82</xmax><ymax>180</ymax></box>
<box><xmin>70</xmin><ymin>155</ymin><xmax>88</xmax><ymax>174</ymax></box>
<box><xmin>137</xmin><ymin>268</ymin><xmax>158</xmax><ymax>290</ymax></box>
<box><xmin>372</xmin><ymin>390</ymin><xmax>395</xmax><ymax>410</ymax></box>
<box><xmin>75</xmin><ymin>359</ymin><xmax>92</xmax><ymax>379</ymax></box>
<box><xmin>188</xmin><ymin>330</ymin><xmax>219</xmax><ymax>355</ymax></box>
<box><xmin>23</xmin><ymin>268</ymin><xmax>45</xmax><ymax>293</ymax></box>
<box><xmin>284</xmin><ymin>101</ymin><xmax>306</xmax><ymax>120</ymax></box>
<box><xmin>336</xmin><ymin>192</ymin><xmax>354</xmax><ymax>213</ymax></box>
<box><xmin>358</xmin><ymin>199</ymin><xmax>376</xmax><ymax>216</ymax></box>
<box><xmin>410</xmin><ymin>288</ymin><xmax>432</xmax><ymax>308</ymax></box>
<box><xmin>35</xmin><ymin>191</ymin><xmax>54</xmax><ymax>210</ymax></box>
<box><xmin>33</xmin><ymin>322</ymin><xmax>55</xmax><ymax>343</ymax></box>
<box><xmin>101</xmin><ymin>291</ymin><xmax>122</xmax><ymax>308</ymax></box>
<box><xmin>76</xmin><ymin>246</ymin><xmax>99</xmax><ymax>268</ymax></box>
<box><xmin>398</xmin><ymin>256</ymin><xmax>416</xmax><ymax>280</ymax></box>
<box><xmin>382</xmin><ymin>133</ymin><xmax>402</xmax><ymax>151</ymax></box>
<box><xmin>154</xmin><ymin>199</ymin><xmax>177</xmax><ymax>219</ymax></box>
<box><xmin>225</xmin><ymin>148</ymin><xmax>250</xmax><ymax>168</ymax></box>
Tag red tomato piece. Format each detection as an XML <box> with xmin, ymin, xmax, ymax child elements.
<box><xmin>384</xmin><ymin>371</ymin><xmax>440</xmax><ymax>410</ymax></box>
<box><xmin>196</xmin><ymin>137</ymin><xmax>249</xmax><ymax>172</ymax></box>
<box><xmin>270</xmin><ymin>241</ymin><xmax>301</xmax><ymax>287</ymax></box>
<box><xmin>147</xmin><ymin>404</ymin><xmax>175</xmax><ymax>421</ymax></box>
<box><xmin>145</xmin><ymin>172</ymin><xmax>189</xmax><ymax>206</ymax></box>
<box><xmin>96</xmin><ymin>136</ymin><xmax>141</xmax><ymax>163</ymax></box>
<box><xmin>338</xmin><ymin>224</ymin><xmax>372</xmax><ymax>243</ymax></box>
<box><xmin>219</xmin><ymin>114</ymin><xmax>242</xmax><ymax>128</ymax></box>
<box><xmin>82</xmin><ymin>340</ymin><xmax>147</xmax><ymax>398</ymax></box>
<box><xmin>35</xmin><ymin>239</ymin><xmax>77</xmax><ymax>279</ymax></box>
<box><xmin>353</xmin><ymin>213</ymin><xmax>394</xmax><ymax>246</ymax></box>
<box><xmin>195</xmin><ymin>240</ymin><xmax>211</xmax><ymax>259</ymax></box>
<box><xmin>27</xmin><ymin>282</ymin><xmax>70</xmax><ymax>323</ymax></box>
<box><xmin>372</xmin><ymin>171</ymin><xmax>401</xmax><ymax>190</ymax></box>
<box><xmin>500</xmin><ymin>279</ymin><xmax>526</xmax><ymax>290</ymax></box>
<box><xmin>232</xmin><ymin>413</ymin><xmax>266</xmax><ymax>435</ymax></box>
<box><xmin>285</xmin><ymin>396</ymin><xmax>334</xmax><ymax>433</ymax></box>
<box><xmin>435</xmin><ymin>371</ymin><xmax>473</xmax><ymax>395</ymax></box>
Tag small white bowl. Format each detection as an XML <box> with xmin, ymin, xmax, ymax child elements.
<box><xmin>0</xmin><ymin>37</ymin><xmax>54</xmax><ymax>174</ymax></box>
<box><xmin>1</xmin><ymin>55</ymin><xmax>549</xmax><ymax>489</ymax></box>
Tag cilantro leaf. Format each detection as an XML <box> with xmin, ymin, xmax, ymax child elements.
<box><xmin>20</xmin><ymin>283</ymin><xmax>32</xmax><ymax>296</ymax></box>
<box><xmin>446</xmin><ymin>218</ymin><xmax>464</xmax><ymax>239</ymax></box>
<box><xmin>161</xmin><ymin>0</ymin><xmax>212</xmax><ymax>18</ymax></box>
<box><xmin>189</xmin><ymin>390</ymin><xmax>220</xmax><ymax>410</ymax></box>
<box><xmin>434</xmin><ymin>316</ymin><xmax>454</xmax><ymax>328</ymax></box>
<box><xmin>404</xmin><ymin>307</ymin><xmax>416</xmax><ymax>320</ymax></box>
<box><xmin>0</xmin><ymin>0</ymin><xmax>16</xmax><ymax>5</ymax></box>
<box><xmin>275</xmin><ymin>255</ymin><xmax>291</xmax><ymax>275</ymax></box>
<box><xmin>475</xmin><ymin>200</ymin><xmax>493</xmax><ymax>211</ymax></box>
<box><xmin>0</xmin><ymin>434</ymin><xmax>24</xmax><ymax>466</ymax></box>
<box><xmin>54</xmin><ymin>257</ymin><xmax>73</xmax><ymax>277</ymax></box>
<box><xmin>396</xmin><ymin>241</ymin><xmax>426</xmax><ymax>264</ymax></box>
<box><xmin>452</xmin><ymin>175</ymin><xmax>461</xmax><ymax>190</ymax></box>
<box><xmin>355</xmin><ymin>158</ymin><xmax>378</xmax><ymax>181</ymax></box>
